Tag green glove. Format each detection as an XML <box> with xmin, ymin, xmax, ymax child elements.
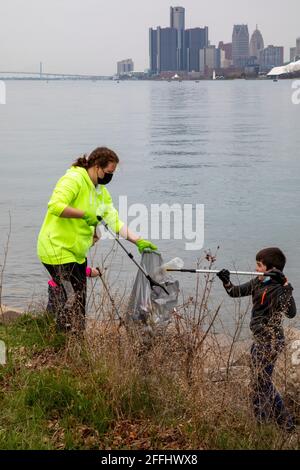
<box><xmin>136</xmin><ymin>239</ymin><xmax>158</xmax><ymax>254</ymax></box>
<box><xmin>83</xmin><ymin>211</ymin><xmax>99</xmax><ymax>227</ymax></box>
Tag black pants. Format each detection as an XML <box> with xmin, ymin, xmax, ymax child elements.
<box><xmin>43</xmin><ymin>261</ymin><xmax>87</xmax><ymax>333</ymax></box>
<box><xmin>251</xmin><ymin>341</ymin><xmax>295</xmax><ymax>432</ymax></box>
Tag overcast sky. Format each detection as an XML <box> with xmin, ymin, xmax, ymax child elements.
<box><xmin>0</xmin><ymin>0</ymin><xmax>299</xmax><ymax>75</ymax></box>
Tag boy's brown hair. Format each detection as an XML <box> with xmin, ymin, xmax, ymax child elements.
<box><xmin>256</xmin><ymin>247</ymin><xmax>286</xmax><ymax>271</ymax></box>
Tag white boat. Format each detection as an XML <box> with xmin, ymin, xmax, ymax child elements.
<box><xmin>171</xmin><ymin>74</ymin><xmax>182</xmax><ymax>81</ymax></box>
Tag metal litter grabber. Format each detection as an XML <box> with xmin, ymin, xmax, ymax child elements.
<box><xmin>166</xmin><ymin>269</ymin><xmax>270</xmax><ymax>276</ymax></box>
<box><xmin>97</xmin><ymin>216</ymin><xmax>169</xmax><ymax>295</ymax></box>
<box><xmin>159</xmin><ymin>258</ymin><xmax>276</xmax><ymax>278</ymax></box>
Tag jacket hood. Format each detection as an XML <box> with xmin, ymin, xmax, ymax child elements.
<box><xmin>68</xmin><ymin>166</ymin><xmax>95</xmax><ymax>190</ymax></box>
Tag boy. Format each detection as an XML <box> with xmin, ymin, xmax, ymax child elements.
<box><xmin>217</xmin><ymin>247</ymin><xmax>297</xmax><ymax>432</ymax></box>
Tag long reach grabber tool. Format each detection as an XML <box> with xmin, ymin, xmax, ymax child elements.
<box><xmin>166</xmin><ymin>268</ymin><xmax>275</xmax><ymax>277</ymax></box>
<box><xmin>97</xmin><ymin>216</ymin><xmax>169</xmax><ymax>295</ymax></box>
<box><xmin>158</xmin><ymin>258</ymin><xmax>277</xmax><ymax>278</ymax></box>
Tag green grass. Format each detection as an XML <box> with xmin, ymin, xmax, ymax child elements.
<box><xmin>0</xmin><ymin>314</ymin><xmax>156</xmax><ymax>449</ymax></box>
<box><xmin>0</xmin><ymin>314</ymin><xmax>299</xmax><ymax>450</ymax></box>
<box><xmin>0</xmin><ymin>313</ymin><xmax>66</xmax><ymax>352</ymax></box>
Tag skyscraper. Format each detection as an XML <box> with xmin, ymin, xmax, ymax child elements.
<box><xmin>185</xmin><ymin>27</ymin><xmax>209</xmax><ymax>72</ymax></box>
<box><xmin>117</xmin><ymin>59</ymin><xmax>134</xmax><ymax>76</ymax></box>
<box><xmin>149</xmin><ymin>28</ymin><xmax>158</xmax><ymax>74</ymax></box>
<box><xmin>170</xmin><ymin>6</ymin><xmax>185</xmax><ymax>70</ymax></box>
<box><xmin>290</xmin><ymin>47</ymin><xmax>297</xmax><ymax>62</ymax></box>
<box><xmin>232</xmin><ymin>25</ymin><xmax>250</xmax><ymax>67</ymax></box>
<box><xmin>250</xmin><ymin>26</ymin><xmax>264</xmax><ymax>60</ymax></box>
<box><xmin>170</xmin><ymin>6</ymin><xmax>185</xmax><ymax>30</ymax></box>
<box><xmin>199</xmin><ymin>46</ymin><xmax>219</xmax><ymax>74</ymax></box>
<box><xmin>157</xmin><ymin>27</ymin><xmax>178</xmax><ymax>72</ymax></box>
<box><xmin>259</xmin><ymin>45</ymin><xmax>284</xmax><ymax>71</ymax></box>
<box><xmin>218</xmin><ymin>41</ymin><xmax>232</xmax><ymax>68</ymax></box>
<box><xmin>148</xmin><ymin>6</ymin><xmax>211</xmax><ymax>74</ymax></box>
<box><xmin>297</xmin><ymin>37</ymin><xmax>300</xmax><ymax>55</ymax></box>
<box><xmin>218</xmin><ymin>42</ymin><xmax>232</xmax><ymax>61</ymax></box>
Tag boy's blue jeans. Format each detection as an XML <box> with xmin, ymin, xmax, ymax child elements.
<box><xmin>250</xmin><ymin>341</ymin><xmax>295</xmax><ymax>432</ymax></box>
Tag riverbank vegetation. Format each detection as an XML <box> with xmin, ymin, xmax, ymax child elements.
<box><xmin>0</xmin><ymin>300</ymin><xmax>299</xmax><ymax>450</ymax></box>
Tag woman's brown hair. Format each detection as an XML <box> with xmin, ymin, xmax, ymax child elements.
<box><xmin>73</xmin><ymin>147</ymin><xmax>119</xmax><ymax>169</ymax></box>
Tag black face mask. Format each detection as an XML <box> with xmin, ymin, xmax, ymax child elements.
<box><xmin>98</xmin><ymin>173</ymin><xmax>113</xmax><ymax>185</ymax></box>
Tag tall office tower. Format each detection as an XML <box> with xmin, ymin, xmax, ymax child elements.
<box><xmin>250</xmin><ymin>26</ymin><xmax>265</xmax><ymax>60</ymax></box>
<box><xmin>117</xmin><ymin>59</ymin><xmax>134</xmax><ymax>76</ymax></box>
<box><xmin>232</xmin><ymin>24</ymin><xmax>250</xmax><ymax>67</ymax></box>
<box><xmin>149</xmin><ymin>28</ymin><xmax>158</xmax><ymax>73</ymax></box>
<box><xmin>170</xmin><ymin>6</ymin><xmax>185</xmax><ymax>70</ymax></box>
<box><xmin>199</xmin><ymin>46</ymin><xmax>219</xmax><ymax>73</ymax></box>
<box><xmin>157</xmin><ymin>27</ymin><xmax>178</xmax><ymax>72</ymax></box>
<box><xmin>218</xmin><ymin>41</ymin><xmax>233</xmax><ymax>68</ymax></box>
<box><xmin>218</xmin><ymin>42</ymin><xmax>232</xmax><ymax>60</ymax></box>
<box><xmin>185</xmin><ymin>27</ymin><xmax>209</xmax><ymax>72</ymax></box>
<box><xmin>259</xmin><ymin>45</ymin><xmax>284</xmax><ymax>70</ymax></box>
<box><xmin>170</xmin><ymin>6</ymin><xmax>185</xmax><ymax>30</ymax></box>
<box><xmin>290</xmin><ymin>47</ymin><xmax>297</xmax><ymax>62</ymax></box>
<box><xmin>297</xmin><ymin>37</ymin><xmax>300</xmax><ymax>55</ymax></box>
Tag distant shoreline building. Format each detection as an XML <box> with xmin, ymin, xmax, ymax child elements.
<box><xmin>185</xmin><ymin>27</ymin><xmax>209</xmax><ymax>72</ymax></box>
<box><xmin>259</xmin><ymin>45</ymin><xmax>284</xmax><ymax>72</ymax></box>
<box><xmin>250</xmin><ymin>26</ymin><xmax>264</xmax><ymax>62</ymax></box>
<box><xmin>149</xmin><ymin>6</ymin><xmax>211</xmax><ymax>75</ymax></box>
<box><xmin>117</xmin><ymin>59</ymin><xmax>134</xmax><ymax>76</ymax></box>
<box><xmin>218</xmin><ymin>41</ymin><xmax>233</xmax><ymax>68</ymax></box>
<box><xmin>148</xmin><ymin>7</ymin><xmax>289</xmax><ymax>78</ymax></box>
<box><xmin>149</xmin><ymin>25</ymin><xmax>178</xmax><ymax>73</ymax></box>
<box><xmin>149</xmin><ymin>28</ymin><xmax>158</xmax><ymax>73</ymax></box>
<box><xmin>157</xmin><ymin>27</ymin><xmax>178</xmax><ymax>72</ymax></box>
<box><xmin>297</xmin><ymin>37</ymin><xmax>300</xmax><ymax>55</ymax></box>
<box><xmin>289</xmin><ymin>38</ymin><xmax>300</xmax><ymax>63</ymax></box>
<box><xmin>290</xmin><ymin>47</ymin><xmax>297</xmax><ymax>62</ymax></box>
<box><xmin>200</xmin><ymin>45</ymin><xmax>220</xmax><ymax>75</ymax></box>
<box><xmin>170</xmin><ymin>6</ymin><xmax>185</xmax><ymax>71</ymax></box>
<box><xmin>232</xmin><ymin>25</ymin><xmax>249</xmax><ymax>67</ymax></box>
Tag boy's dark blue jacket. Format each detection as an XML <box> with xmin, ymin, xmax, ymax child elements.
<box><xmin>225</xmin><ymin>278</ymin><xmax>296</xmax><ymax>342</ymax></box>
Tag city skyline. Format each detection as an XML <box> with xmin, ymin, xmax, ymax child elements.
<box><xmin>149</xmin><ymin>12</ymin><xmax>287</xmax><ymax>77</ymax></box>
<box><xmin>0</xmin><ymin>0</ymin><xmax>299</xmax><ymax>75</ymax></box>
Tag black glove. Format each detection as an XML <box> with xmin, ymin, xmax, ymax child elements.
<box><xmin>217</xmin><ymin>269</ymin><xmax>231</xmax><ymax>285</ymax></box>
<box><xmin>267</xmin><ymin>268</ymin><xmax>287</xmax><ymax>286</ymax></box>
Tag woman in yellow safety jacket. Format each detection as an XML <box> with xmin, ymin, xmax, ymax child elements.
<box><xmin>37</xmin><ymin>147</ymin><xmax>157</xmax><ymax>333</ymax></box>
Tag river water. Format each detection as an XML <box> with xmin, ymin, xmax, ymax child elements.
<box><xmin>0</xmin><ymin>79</ymin><xmax>299</xmax><ymax>328</ymax></box>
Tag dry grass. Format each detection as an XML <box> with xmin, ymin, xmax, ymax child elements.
<box><xmin>0</xmin><ymin>251</ymin><xmax>299</xmax><ymax>450</ymax></box>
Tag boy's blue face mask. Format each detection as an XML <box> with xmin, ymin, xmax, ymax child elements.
<box><xmin>263</xmin><ymin>276</ymin><xmax>271</xmax><ymax>283</ymax></box>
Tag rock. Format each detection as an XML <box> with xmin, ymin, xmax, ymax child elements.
<box><xmin>0</xmin><ymin>305</ymin><xmax>24</xmax><ymax>324</ymax></box>
<box><xmin>204</xmin><ymin>365</ymin><xmax>250</xmax><ymax>384</ymax></box>
<box><xmin>203</xmin><ymin>327</ymin><xmax>300</xmax><ymax>401</ymax></box>
<box><xmin>275</xmin><ymin>327</ymin><xmax>300</xmax><ymax>403</ymax></box>
<box><xmin>203</xmin><ymin>332</ymin><xmax>251</xmax><ymax>370</ymax></box>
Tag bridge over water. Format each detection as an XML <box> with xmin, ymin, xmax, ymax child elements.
<box><xmin>0</xmin><ymin>71</ymin><xmax>111</xmax><ymax>80</ymax></box>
